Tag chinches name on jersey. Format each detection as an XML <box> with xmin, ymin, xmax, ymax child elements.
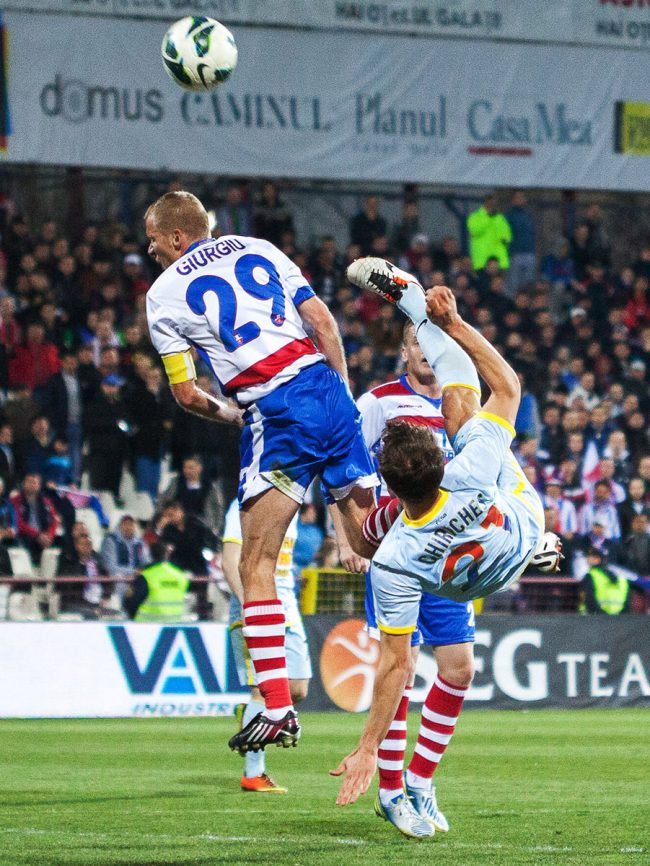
<box><xmin>146</xmin><ymin>235</ymin><xmax>324</xmax><ymax>405</ymax></box>
<box><xmin>371</xmin><ymin>413</ymin><xmax>544</xmax><ymax>629</ymax></box>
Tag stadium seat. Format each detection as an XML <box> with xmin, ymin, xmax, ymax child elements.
<box><xmin>7</xmin><ymin>591</ymin><xmax>42</xmax><ymax>621</ymax></box>
<box><xmin>40</xmin><ymin>548</ymin><xmax>61</xmax><ymax>580</ymax></box>
<box><xmin>98</xmin><ymin>491</ymin><xmax>116</xmax><ymax>523</ymax></box>
<box><xmin>119</xmin><ymin>470</ymin><xmax>136</xmax><ymax>507</ymax></box>
<box><xmin>9</xmin><ymin>547</ymin><xmax>35</xmax><ymax>579</ymax></box>
<box><xmin>133</xmin><ymin>491</ymin><xmax>154</xmax><ymax>523</ymax></box>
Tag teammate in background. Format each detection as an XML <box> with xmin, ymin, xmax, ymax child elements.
<box><xmin>332</xmin><ymin>259</ymin><xmax>559</xmax><ymax>813</ymax></box>
<box><xmin>332</xmin><ymin>320</ymin><xmax>475</xmax><ymax>838</ymax></box>
<box><xmin>222</xmin><ymin>499</ymin><xmax>311</xmax><ymax>793</ymax></box>
<box><xmin>144</xmin><ymin>192</ymin><xmax>378</xmax><ymax>754</ymax></box>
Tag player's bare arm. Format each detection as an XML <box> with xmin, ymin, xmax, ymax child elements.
<box><xmin>170</xmin><ymin>379</ymin><xmax>244</xmax><ymax>427</ymax></box>
<box><xmin>297</xmin><ymin>296</ymin><xmax>348</xmax><ymax>381</ymax></box>
<box><xmin>425</xmin><ymin>285</ymin><xmax>521</xmax><ymax>437</ymax></box>
<box><xmin>328</xmin><ymin>503</ymin><xmax>370</xmax><ymax>573</ymax></box>
<box><xmin>330</xmin><ymin>631</ymin><xmax>411</xmax><ymax>805</ymax></box>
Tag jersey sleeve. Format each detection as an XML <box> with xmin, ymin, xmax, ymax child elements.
<box><xmin>222</xmin><ymin>499</ymin><xmax>242</xmax><ymax>545</ymax></box>
<box><xmin>268</xmin><ymin>244</ymin><xmax>315</xmax><ymax>307</ymax></box>
<box><xmin>146</xmin><ymin>292</ymin><xmax>196</xmax><ymax>384</ymax></box>
<box><xmin>445</xmin><ymin>411</ymin><xmax>516</xmax><ymax>491</ymax></box>
<box><xmin>370</xmin><ymin>561</ymin><xmax>421</xmax><ymax>635</ymax></box>
<box><xmin>356</xmin><ymin>391</ymin><xmax>385</xmax><ymax>452</ymax></box>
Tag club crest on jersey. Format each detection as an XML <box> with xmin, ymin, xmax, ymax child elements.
<box><xmin>416</xmin><ymin>492</ymin><xmax>489</xmax><ymax>565</ymax></box>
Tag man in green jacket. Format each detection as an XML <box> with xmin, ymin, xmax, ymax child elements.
<box><xmin>124</xmin><ymin>542</ymin><xmax>190</xmax><ymax>622</ymax></box>
<box><xmin>467</xmin><ymin>193</ymin><xmax>512</xmax><ymax>271</ymax></box>
<box><xmin>579</xmin><ymin>547</ymin><xmax>631</xmax><ymax>614</ymax></box>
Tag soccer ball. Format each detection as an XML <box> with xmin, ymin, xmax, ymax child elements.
<box><xmin>161</xmin><ymin>16</ymin><xmax>238</xmax><ymax>91</ymax></box>
<box><xmin>530</xmin><ymin>531</ymin><xmax>562</xmax><ymax>573</ymax></box>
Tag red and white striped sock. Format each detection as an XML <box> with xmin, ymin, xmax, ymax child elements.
<box><xmin>242</xmin><ymin>599</ymin><xmax>293</xmax><ymax>722</ymax></box>
<box><xmin>378</xmin><ymin>685</ymin><xmax>412</xmax><ymax>805</ymax></box>
<box><xmin>406</xmin><ymin>675</ymin><xmax>467</xmax><ymax>787</ymax></box>
<box><xmin>362</xmin><ymin>498</ymin><xmax>403</xmax><ymax>548</ymax></box>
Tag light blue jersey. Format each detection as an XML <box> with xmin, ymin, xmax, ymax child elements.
<box><xmin>371</xmin><ymin>412</ymin><xmax>544</xmax><ymax>633</ymax></box>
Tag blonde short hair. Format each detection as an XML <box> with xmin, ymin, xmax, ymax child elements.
<box><xmin>144</xmin><ymin>191</ymin><xmax>210</xmax><ymax>239</ymax></box>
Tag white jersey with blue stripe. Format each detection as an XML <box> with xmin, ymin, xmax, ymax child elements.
<box><xmin>371</xmin><ymin>412</ymin><xmax>544</xmax><ymax>632</ymax></box>
<box><xmin>146</xmin><ymin>236</ymin><xmax>323</xmax><ymax>405</ymax></box>
<box><xmin>356</xmin><ymin>376</ymin><xmax>454</xmax><ymax>500</ymax></box>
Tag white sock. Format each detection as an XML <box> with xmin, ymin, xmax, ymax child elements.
<box><xmin>379</xmin><ymin>788</ymin><xmax>404</xmax><ymax>807</ymax></box>
<box><xmin>405</xmin><ymin>769</ymin><xmax>431</xmax><ymax>790</ymax></box>
<box><xmin>242</xmin><ymin>699</ymin><xmax>266</xmax><ymax>778</ymax></box>
<box><xmin>415</xmin><ymin>320</ymin><xmax>481</xmax><ymax>394</ymax></box>
<box><xmin>396</xmin><ymin>281</ymin><xmax>428</xmax><ymax>326</ymax></box>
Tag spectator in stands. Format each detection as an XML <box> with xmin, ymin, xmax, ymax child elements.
<box><xmin>0</xmin><ymin>477</ymin><xmax>17</xmax><ymax>575</ymax></box>
<box><xmin>10</xmin><ymin>472</ymin><xmax>59</xmax><ymax>564</ymax></box>
<box><xmin>216</xmin><ymin>182</ymin><xmax>252</xmax><ymax>236</ymax></box>
<box><xmin>159</xmin><ymin>454</ymin><xmax>224</xmax><ymax>532</ymax></box>
<box><xmin>100</xmin><ymin>514</ymin><xmax>149</xmax><ymax>583</ymax></box>
<box><xmin>253</xmin><ymin>180</ymin><xmax>294</xmax><ymax>247</ymax></box>
<box><xmin>618</xmin><ymin>478</ymin><xmax>650</xmax><ymax>539</ymax></box>
<box><xmin>540</xmin><ymin>237</ymin><xmax>575</xmax><ymax>293</ymax></box>
<box><xmin>155</xmin><ymin>500</ymin><xmax>217</xmax><ymax>577</ymax></box>
<box><xmin>538</xmin><ymin>403</ymin><xmax>566</xmax><ymax>466</ymax></box>
<box><xmin>579</xmin><ymin>547</ymin><xmax>633</xmax><ymax>614</ymax></box>
<box><xmin>8</xmin><ymin>321</ymin><xmax>60</xmax><ymax>392</ymax></box>
<box><xmin>57</xmin><ymin>528</ymin><xmax>112</xmax><ymax>619</ymax></box>
<box><xmin>467</xmin><ymin>193</ymin><xmax>511</xmax><ymax>271</ymax></box>
<box><xmin>514</xmin><ymin>373</ymin><xmax>541</xmax><ymax>439</ymax></box>
<box><xmin>623</xmin><ymin>514</ymin><xmax>650</xmax><ymax>575</ymax></box>
<box><xmin>505</xmin><ymin>190</ymin><xmax>536</xmax><ymax>295</ymax></box>
<box><xmin>42</xmin><ymin>435</ymin><xmax>73</xmax><ymax>486</ymax></box>
<box><xmin>0</xmin><ymin>421</ymin><xmax>17</xmax><ymax>491</ymax></box>
<box><xmin>122</xmin><ymin>253</ymin><xmax>150</xmax><ymax>303</ymax></box>
<box><xmin>84</xmin><ymin>374</ymin><xmax>130</xmax><ymax>499</ymax></box>
<box><xmin>0</xmin><ymin>295</ymin><xmax>21</xmax><ymax>394</ymax></box>
<box><xmin>20</xmin><ymin>415</ymin><xmax>52</xmax><ymax>479</ymax></box>
<box><xmin>583</xmin><ymin>203</ymin><xmax>611</xmax><ymax>268</ymax></box>
<box><xmin>125</xmin><ymin>365</ymin><xmax>169</xmax><ymax>502</ymax></box>
<box><xmin>391</xmin><ymin>199</ymin><xmax>421</xmax><ymax>255</ymax></box>
<box><xmin>293</xmin><ymin>502</ymin><xmax>325</xmax><ymax>577</ymax></box>
<box><xmin>123</xmin><ymin>540</ymin><xmax>189</xmax><ymax>622</ymax></box>
<box><xmin>569</xmin><ymin>222</ymin><xmax>592</xmax><ymax>282</ymax></box>
<box><xmin>580</xmin><ymin>479</ymin><xmax>622</xmax><ymax>541</ymax></box>
<box><xmin>350</xmin><ymin>195</ymin><xmax>387</xmax><ymax>254</ymax></box>
<box><xmin>39</xmin><ymin>348</ymin><xmax>83</xmax><ymax>484</ymax></box>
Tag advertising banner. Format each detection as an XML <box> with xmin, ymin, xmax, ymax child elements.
<box><xmin>1</xmin><ymin>12</ymin><xmax>648</xmax><ymax>190</ymax></box>
<box><xmin>0</xmin><ymin>622</ymin><xmax>247</xmax><ymax>718</ymax></box>
<box><xmin>303</xmin><ymin>615</ymin><xmax>650</xmax><ymax>712</ymax></box>
<box><xmin>3</xmin><ymin>2</ymin><xmax>649</xmax><ymax>51</ymax></box>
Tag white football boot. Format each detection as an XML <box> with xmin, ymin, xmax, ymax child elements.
<box><xmin>374</xmin><ymin>792</ymin><xmax>435</xmax><ymax>839</ymax></box>
<box><xmin>347</xmin><ymin>257</ymin><xmax>428</xmax><ymax>326</ymax></box>
<box><xmin>404</xmin><ymin>776</ymin><xmax>450</xmax><ymax>833</ymax></box>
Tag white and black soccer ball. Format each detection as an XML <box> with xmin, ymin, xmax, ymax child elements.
<box><xmin>161</xmin><ymin>16</ymin><xmax>238</xmax><ymax>91</ymax></box>
<box><xmin>530</xmin><ymin>531</ymin><xmax>562</xmax><ymax>573</ymax></box>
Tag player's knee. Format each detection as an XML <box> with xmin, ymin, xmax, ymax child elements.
<box><xmin>290</xmin><ymin>680</ymin><xmax>309</xmax><ymax>703</ymax></box>
<box><xmin>438</xmin><ymin>658</ymin><xmax>475</xmax><ymax>689</ymax></box>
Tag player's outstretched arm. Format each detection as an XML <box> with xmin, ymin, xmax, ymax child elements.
<box><xmin>171</xmin><ymin>379</ymin><xmax>244</xmax><ymax>427</ymax></box>
<box><xmin>426</xmin><ymin>286</ymin><xmax>520</xmax><ymax>429</ymax></box>
<box><xmin>330</xmin><ymin>631</ymin><xmax>410</xmax><ymax>805</ymax></box>
<box><xmin>298</xmin><ymin>296</ymin><xmax>348</xmax><ymax>381</ymax></box>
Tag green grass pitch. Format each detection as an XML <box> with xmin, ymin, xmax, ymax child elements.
<box><xmin>0</xmin><ymin>710</ymin><xmax>648</xmax><ymax>866</ymax></box>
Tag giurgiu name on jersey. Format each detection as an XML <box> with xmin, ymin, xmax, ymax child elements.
<box><xmin>416</xmin><ymin>492</ymin><xmax>489</xmax><ymax>565</ymax></box>
<box><xmin>176</xmin><ymin>238</ymin><xmax>246</xmax><ymax>275</ymax></box>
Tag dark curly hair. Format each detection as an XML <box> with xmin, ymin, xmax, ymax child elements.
<box><xmin>379</xmin><ymin>421</ymin><xmax>445</xmax><ymax>503</ymax></box>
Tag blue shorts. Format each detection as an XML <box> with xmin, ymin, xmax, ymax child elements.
<box><xmin>238</xmin><ymin>361</ymin><xmax>377</xmax><ymax>504</ymax></box>
<box><xmin>365</xmin><ymin>571</ymin><xmax>475</xmax><ymax>647</ymax></box>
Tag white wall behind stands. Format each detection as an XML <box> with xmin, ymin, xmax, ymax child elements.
<box><xmin>1</xmin><ymin>12</ymin><xmax>648</xmax><ymax>190</ymax></box>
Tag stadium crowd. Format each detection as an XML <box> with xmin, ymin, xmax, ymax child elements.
<box><xmin>0</xmin><ymin>180</ymin><xmax>648</xmax><ymax>617</ymax></box>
